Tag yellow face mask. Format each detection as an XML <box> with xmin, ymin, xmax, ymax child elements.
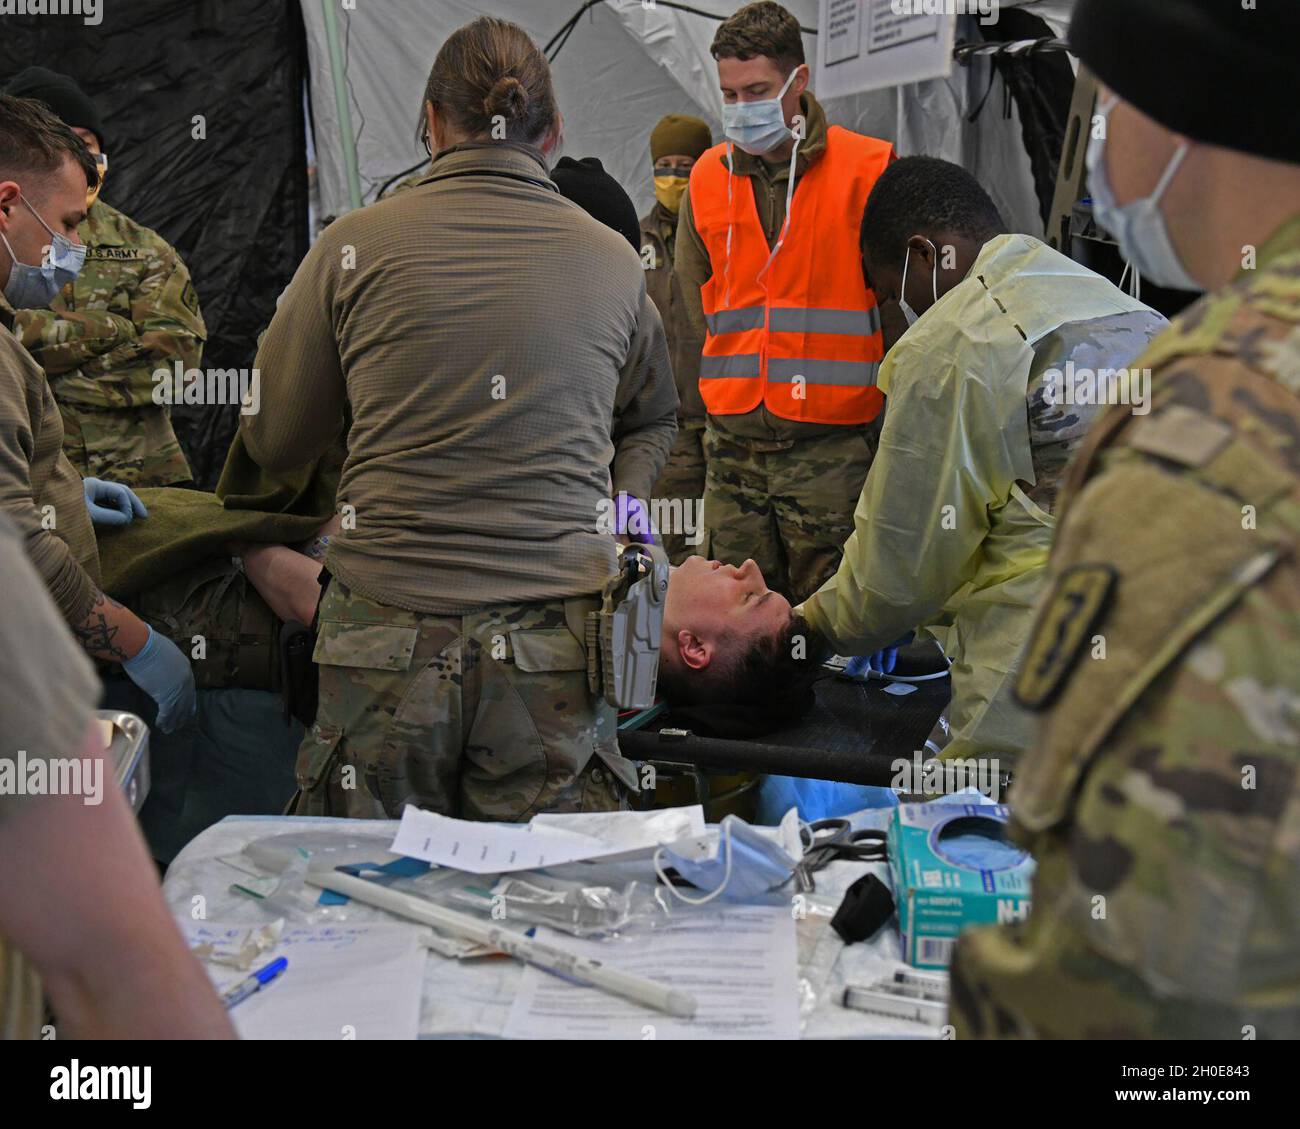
<box><xmin>86</xmin><ymin>152</ymin><xmax>108</xmax><ymax>209</ymax></box>
<box><xmin>654</xmin><ymin>173</ymin><xmax>689</xmax><ymax>214</ymax></box>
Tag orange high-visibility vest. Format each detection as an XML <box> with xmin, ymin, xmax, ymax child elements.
<box><xmin>691</xmin><ymin>127</ymin><xmax>893</xmax><ymax>424</ymax></box>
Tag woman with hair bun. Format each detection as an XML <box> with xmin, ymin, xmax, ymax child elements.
<box><xmin>244</xmin><ymin>17</ymin><xmax>678</xmax><ymax>823</ymax></box>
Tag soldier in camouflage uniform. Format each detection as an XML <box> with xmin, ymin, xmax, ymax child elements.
<box><xmin>950</xmin><ymin>0</ymin><xmax>1300</xmax><ymax>1038</ymax></box>
<box><xmin>294</xmin><ymin>582</ymin><xmax>630</xmax><ymax>821</ymax></box>
<box><xmin>249</xmin><ymin>22</ymin><xmax>675</xmax><ymax>823</ymax></box>
<box><xmin>800</xmin><ymin>157</ymin><xmax>1165</xmax><ymax>762</ymax></box>
<box><xmin>5</xmin><ymin>68</ymin><xmax>203</xmax><ymax>487</ymax></box>
<box><xmin>641</xmin><ymin>114</ymin><xmax>712</xmax><ymax>565</ymax></box>
<box><xmin>675</xmin><ymin>6</ymin><xmax>896</xmax><ymax>603</ymax></box>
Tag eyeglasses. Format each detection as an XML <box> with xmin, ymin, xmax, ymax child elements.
<box><xmin>85</xmin><ymin>152</ymin><xmax>107</xmax><ymax>209</ymax></box>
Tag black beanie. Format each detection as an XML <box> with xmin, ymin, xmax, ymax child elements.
<box><xmin>1069</xmin><ymin>0</ymin><xmax>1300</xmax><ymax>164</ymax></box>
<box><xmin>3</xmin><ymin>66</ymin><xmax>105</xmax><ymax>148</ymax></box>
<box><xmin>551</xmin><ymin>156</ymin><xmax>641</xmax><ymax>251</ymax></box>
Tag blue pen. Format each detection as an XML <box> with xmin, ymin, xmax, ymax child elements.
<box><xmin>221</xmin><ymin>956</ymin><xmax>288</xmax><ymax>1010</ymax></box>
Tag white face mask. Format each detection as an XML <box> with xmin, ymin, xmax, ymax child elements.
<box><xmin>897</xmin><ymin>238</ymin><xmax>937</xmax><ymax>327</ymax></box>
<box><xmin>1085</xmin><ymin>95</ymin><xmax>1201</xmax><ymax>293</ymax></box>
<box><xmin>721</xmin><ymin>65</ymin><xmax>802</xmax><ymax>156</ymax></box>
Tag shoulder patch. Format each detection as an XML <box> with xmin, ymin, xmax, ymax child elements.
<box><xmin>85</xmin><ymin>247</ymin><xmax>142</xmax><ymax>261</ymax></box>
<box><xmin>1014</xmin><ymin>564</ymin><xmax>1118</xmax><ymax>711</ymax></box>
<box><xmin>180</xmin><ymin>280</ymin><xmax>199</xmax><ymax>315</ymax></box>
<box><xmin>1128</xmin><ymin>404</ymin><xmax>1233</xmax><ymax>468</ymax></box>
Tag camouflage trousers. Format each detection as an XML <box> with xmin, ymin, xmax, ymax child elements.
<box><xmin>292</xmin><ymin>580</ymin><xmax>636</xmax><ymax>821</ymax></box>
<box><xmin>131</xmin><ymin>555</ymin><xmax>282</xmax><ymax>691</ymax></box>
<box><xmin>57</xmin><ymin>400</ymin><xmax>192</xmax><ymax>487</ymax></box>
<box><xmin>703</xmin><ymin>420</ymin><xmax>879</xmax><ymax>603</ymax></box>
<box><xmin>650</xmin><ymin>419</ymin><xmax>706</xmax><ymax>566</ymax></box>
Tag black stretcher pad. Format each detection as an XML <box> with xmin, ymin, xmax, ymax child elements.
<box><xmin>621</xmin><ymin>671</ymin><xmax>951</xmax><ymax>786</ymax></box>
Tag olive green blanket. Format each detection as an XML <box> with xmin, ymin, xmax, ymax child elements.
<box><xmin>97</xmin><ymin>433</ymin><xmax>343</xmax><ymax>598</ymax></box>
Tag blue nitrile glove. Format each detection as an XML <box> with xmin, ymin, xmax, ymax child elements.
<box><xmin>83</xmin><ymin>477</ymin><xmax>148</xmax><ymax>527</ymax></box>
<box><xmin>614</xmin><ymin>491</ymin><xmax>656</xmax><ymax>544</ymax></box>
<box><xmin>846</xmin><ymin>649</ymin><xmax>897</xmax><ymax>677</ymax></box>
<box><xmin>122</xmin><ymin>626</ymin><xmax>196</xmax><ymax>733</ymax></box>
<box><xmin>845</xmin><ymin>632</ymin><xmax>915</xmax><ymax>677</ymax></box>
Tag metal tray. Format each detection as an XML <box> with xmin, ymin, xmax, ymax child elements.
<box><xmin>97</xmin><ymin>710</ymin><xmax>150</xmax><ymax>813</ymax></box>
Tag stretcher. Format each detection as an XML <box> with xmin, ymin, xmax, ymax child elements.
<box><xmin>620</xmin><ymin>655</ymin><xmax>952</xmax><ymax>790</ymax></box>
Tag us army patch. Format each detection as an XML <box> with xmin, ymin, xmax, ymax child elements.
<box><xmin>1014</xmin><ymin>564</ymin><xmax>1117</xmax><ymax>711</ymax></box>
<box><xmin>181</xmin><ymin>280</ymin><xmax>199</xmax><ymax>315</ymax></box>
<box><xmin>86</xmin><ymin>247</ymin><xmax>142</xmax><ymax>261</ymax></box>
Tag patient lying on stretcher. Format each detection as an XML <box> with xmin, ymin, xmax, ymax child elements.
<box><xmin>135</xmin><ymin>531</ymin><xmax>822</xmax><ymax>718</ymax></box>
<box><xmin>656</xmin><ymin>555</ymin><xmax>821</xmax><ymax>712</ymax></box>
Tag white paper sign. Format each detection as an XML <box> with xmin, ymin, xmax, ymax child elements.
<box><xmin>389</xmin><ymin>807</ymin><xmax>631</xmax><ymax>874</ymax></box>
<box><xmin>817</xmin><ymin>0</ymin><xmax>962</xmax><ymax>99</ymax></box>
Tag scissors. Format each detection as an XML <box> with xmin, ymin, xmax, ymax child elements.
<box><xmin>794</xmin><ymin>818</ymin><xmax>888</xmax><ymax>892</ymax></box>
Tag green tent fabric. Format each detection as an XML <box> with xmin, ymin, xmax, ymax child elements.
<box><xmin>98</xmin><ymin>432</ymin><xmax>344</xmax><ymax>598</ymax></box>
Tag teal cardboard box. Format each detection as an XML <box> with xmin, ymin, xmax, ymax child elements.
<box><xmin>887</xmin><ymin>801</ymin><xmax>1035</xmax><ymax>970</ymax></box>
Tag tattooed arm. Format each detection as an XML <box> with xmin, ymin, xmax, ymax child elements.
<box><xmin>71</xmin><ymin>590</ymin><xmax>151</xmax><ymax>663</ymax></box>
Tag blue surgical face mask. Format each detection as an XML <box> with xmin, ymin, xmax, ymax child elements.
<box><xmin>722</xmin><ymin>65</ymin><xmax>803</xmax><ymax>156</ymax></box>
<box><xmin>654</xmin><ymin>814</ymin><xmax>801</xmax><ymax>905</ymax></box>
<box><xmin>1085</xmin><ymin>96</ymin><xmax>1201</xmax><ymax>293</ymax></box>
<box><xmin>1</xmin><ymin>195</ymin><xmax>85</xmax><ymax>309</ymax></box>
<box><xmin>897</xmin><ymin>238</ymin><xmax>937</xmax><ymax>328</ymax></box>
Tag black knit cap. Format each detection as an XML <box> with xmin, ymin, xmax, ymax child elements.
<box><xmin>551</xmin><ymin>156</ymin><xmax>641</xmax><ymax>251</ymax></box>
<box><xmin>3</xmin><ymin>66</ymin><xmax>105</xmax><ymax>148</ymax></box>
<box><xmin>1069</xmin><ymin>0</ymin><xmax>1300</xmax><ymax>164</ymax></box>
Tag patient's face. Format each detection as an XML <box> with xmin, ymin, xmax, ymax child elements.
<box><xmin>664</xmin><ymin>556</ymin><xmax>792</xmax><ymax>656</ymax></box>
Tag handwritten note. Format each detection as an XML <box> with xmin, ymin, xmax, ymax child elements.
<box><xmin>184</xmin><ymin>921</ymin><xmax>426</xmax><ymax>1040</ymax></box>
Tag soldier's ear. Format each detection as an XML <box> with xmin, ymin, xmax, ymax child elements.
<box><xmin>907</xmin><ymin>234</ymin><xmax>937</xmax><ymax>268</ymax></box>
<box><xmin>676</xmin><ymin>628</ymin><xmax>712</xmax><ymax>672</ymax></box>
<box><xmin>0</xmin><ymin>180</ymin><xmax>20</xmax><ymax>224</ymax></box>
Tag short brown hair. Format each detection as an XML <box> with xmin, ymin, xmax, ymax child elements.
<box><xmin>0</xmin><ymin>94</ymin><xmax>97</xmax><ymax>190</ymax></box>
<box><xmin>658</xmin><ymin>613</ymin><xmax>826</xmax><ymax>710</ymax></box>
<box><xmin>711</xmin><ymin>2</ymin><xmax>805</xmax><ymax>72</ymax></box>
<box><xmin>420</xmin><ymin>17</ymin><xmax>558</xmax><ymax>150</ymax></box>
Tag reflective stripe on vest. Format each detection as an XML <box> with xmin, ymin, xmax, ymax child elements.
<box><xmin>689</xmin><ymin>126</ymin><xmax>893</xmax><ymax>425</ymax></box>
<box><xmin>701</xmin><ymin>355</ymin><xmax>881</xmax><ymax>388</ymax></box>
<box><xmin>705</xmin><ymin>306</ymin><xmax>882</xmax><ymax>337</ymax></box>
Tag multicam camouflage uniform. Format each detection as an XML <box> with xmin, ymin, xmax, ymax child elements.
<box><xmin>15</xmin><ymin>199</ymin><xmax>204</xmax><ymax>487</ymax></box>
<box><xmin>950</xmin><ymin>216</ymin><xmax>1300</xmax><ymax>1039</ymax></box>
<box><xmin>641</xmin><ymin>201</ymin><xmax>706</xmax><ymax>565</ymax></box>
<box><xmin>292</xmin><ymin>580</ymin><xmax>639</xmax><ymax>821</ymax></box>
<box><xmin>652</xmin><ymin>422</ymin><xmax>706</xmax><ymax>565</ymax></box>
<box><xmin>131</xmin><ymin>555</ymin><xmax>284</xmax><ymax>693</ymax></box>
<box><xmin>704</xmin><ymin>422</ymin><xmax>879</xmax><ymax>602</ymax></box>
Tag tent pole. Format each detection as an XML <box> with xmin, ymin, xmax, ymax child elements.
<box><xmin>321</xmin><ymin>0</ymin><xmax>364</xmax><ymax>212</ymax></box>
